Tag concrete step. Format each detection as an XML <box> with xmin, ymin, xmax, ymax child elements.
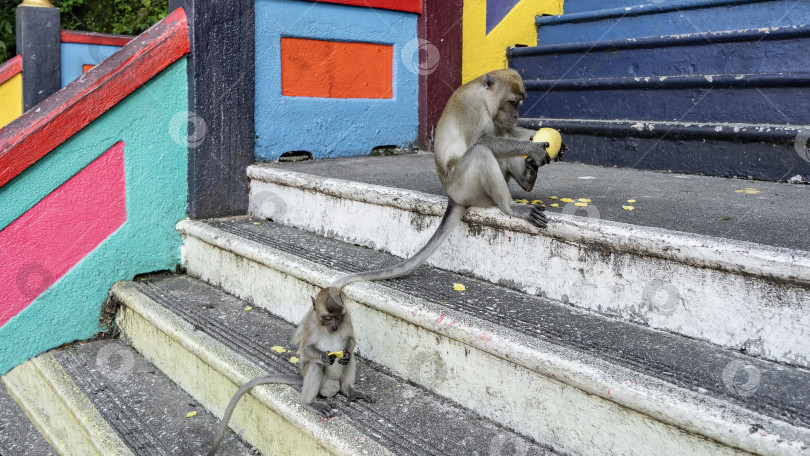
<box><xmin>0</xmin><ymin>382</ymin><xmax>56</xmax><ymax>456</ymax></box>
<box><xmin>1</xmin><ymin>338</ymin><xmax>257</xmax><ymax>455</ymax></box>
<box><xmin>536</xmin><ymin>0</ymin><xmax>808</xmax><ymax>45</ymax></box>
<box><xmin>245</xmin><ymin>163</ymin><xmax>810</xmax><ymax>368</ymax></box>
<box><xmin>111</xmin><ymin>273</ymin><xmax>555</xmax><ymax>456</ymax></box>
<box><xmin>178</xmin><ymin>216</ymin><xmax>810</xmax><ymax>456</ymax></box>
<box><xmin>510</xmin><ymin>25</ymin><xmax>810</xmax><ymax>80</ymax></box>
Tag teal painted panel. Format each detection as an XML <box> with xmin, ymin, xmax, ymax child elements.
<box><xmin>0</xmin><ymin>58</ymin><xmax>189</xmax><ymax>375</ymax></box>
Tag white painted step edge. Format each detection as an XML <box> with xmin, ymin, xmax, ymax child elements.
<box><xmin>247</xmin><ymin>165</ymin><xmax>810</xmax><ymax>285</ymax></box>
<box><xmin>178</xmin><ymin>218</ymin><xmax>809</xmax><ymax>456</ymax></box>
<box><xmin>112</xmin><ymin>282</ymin><xmax>393</xmax><ymax>456</ymax></box>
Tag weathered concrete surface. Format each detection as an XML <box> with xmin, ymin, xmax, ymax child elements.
<box><xmin>114</xmin><ymin>274</ymin><xmax>556</xmax><ymax>456</ymax></box>
<box><xmin>179</xmin><ymin>217</ymin><xmax>810</xmax><ymax>456</ymax></box>
<box><xmin>0</xmin><ymin>383</ymin><xmax>56</xmax><ymax>456</ymax></box>
<box><xmin>246</xmin><ymin>162</ymin><xmax>810</xmax><ymax>368</ymax></box>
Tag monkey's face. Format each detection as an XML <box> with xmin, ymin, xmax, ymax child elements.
<box><xmin>321</xmin><ymin>313</ymin><xmax>344</xmax><ymax>333</ymax></box>
<box><xmin>493</xmin><ymin>93</ymin><xmax>523</xmax><ymax>129</ymax></box>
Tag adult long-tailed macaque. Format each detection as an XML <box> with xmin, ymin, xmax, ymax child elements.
<box><xmin>330</xmin><ymin>69</ymin><xmax>563</xmax><ymax>290</ymax></box>
<box><xmin>208</xmin><ymin>288</ymin><xmax>374</xmax><ymax>455</ymax></box>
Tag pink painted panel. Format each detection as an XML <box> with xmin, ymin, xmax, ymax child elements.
<box><xmin>0</xmin><ymin>142</ymin><xmax>127</xmax><ymax>327</ymax></box>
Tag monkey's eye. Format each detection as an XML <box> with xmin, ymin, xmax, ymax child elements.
<box><xmin>323</xmin><ymin>316</ymin><xmax>333</xmax><ymax>321</ymax></box>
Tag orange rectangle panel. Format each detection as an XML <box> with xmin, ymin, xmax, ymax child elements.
<box><xmin>281</xmin><ymin>38</ymin><xmax>393</xmax><ymax>99</ymax></box>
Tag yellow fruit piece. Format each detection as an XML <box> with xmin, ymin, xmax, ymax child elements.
<box><xmin>289</xmin><ymin>357</ymin><xmax>299</xmax><ymax>364</ymax></box>
<box><xmin>622</xmin><ymin>205</ymin><xmax>635</xmax><ymax>211</ymax></box>
<box><xmin>327</xmin><ymin>351</ymin><xmax>345</xmax><ymax>358</ymax></box>
<box><xmin>627</xmin><ymin>199</ymin><xmax>636</xmax><ymax>203</ymax></box>
<box><xmin>735</xmin><ymin>189</ymin><xmax>760</xmax><ymax>194</ymax></box>
<box><xmin>578</xmin><ymin>198</ymin><xmax>591</xmax><ymax>203</ymax></box>
<box><xmin>244</xmin><ymin>306</ymin><xmax>253</xmax><ymax>311</ymax></box>
<box><xmin>560</xmin><ymin>198</ymin><xmax>574</xmax><ymax>203</ymax></box>
<box><xmin>531</xmin><ymin>200</ymin><xmax>543</xmax><ymax>205</ymax></box>
<box><xmin>549</xmin><ymin>196</ymin><xmax>558</xmax><ymax>199</ymax></box>
<box><xmin>550</xmin><ymin>203</ymin><xmax>559</xmax><ymax>208</ymax></box>
<box><xmin>453</xmin><ymin>283</ymin><xmax>466</xmax><ymax>291</ymax></box>
<box><xmin>575</xmin><ymin>202</ymin><xmax>588</xmax><ymax>207</ymax></box>
<box><xmin>514</xmin><ymin>199</ymin><xmax>529</xmax><ymax>204</ymax></box>
<box><xmin>186</xmin><ymin>411</ymin><xmax>197</xmax><ymax>418</ymax></box>
<box><xmin>532</xmin><ymin>128</ymin><xmax>563</xmax><ymax>159</ymax></box>
<box><xmin>271</xmin><ymin>346</ymin><xmax>288</xmax><ymax>353</ymax></box>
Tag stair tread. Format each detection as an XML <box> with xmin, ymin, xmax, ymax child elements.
<box><xmin>49</xmin><ymin>339</ymin><xmax>258</xmax><ymax>455</ymax></box>
<box><xmin>128</xmin><ymin>273</ymin><xmax>559</xmax><ymax>456</ymax></box>
<box><xmin>266</xmin><ymin>156</ymin><xmax>810</xmax><ymax>252</ymax></box>
<box><xmin>0</xmin><ymin>384</ymin><xmax>56</xmax><ymax>456</ymax></box>
<box><xmin>200</xmin><ymin>217</ymin><xmax>810</xmax><ymax>432</ymax></box>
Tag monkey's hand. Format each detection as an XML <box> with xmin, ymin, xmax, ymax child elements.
<box><xmin>337</xmin><ymin>350</ymin><xmax>351</xmax><ymax>365</ymax></box>
<box><xmin>345</xmin><ymin>389</ymin><xmax>375</xmax><ymax>406</ymax></box>
<box><xmin>321</xmin><ymin>352</ymin><xmax>337</xmax><ymax>365</ymax></box>
<box><xmin>554</xmin><ymin>141</ymin><xmax>568</xmax><ymax>162</ymax></box>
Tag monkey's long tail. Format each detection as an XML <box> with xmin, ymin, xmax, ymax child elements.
<box><xmin>208</xmin><ymin>374</ymin><xmax>302</xmax><ymax>456</ymax></box>
<box><xmin>329</xmin><ymin>201</ymin><xmax>467</xmax><ymax>290</ymax></box>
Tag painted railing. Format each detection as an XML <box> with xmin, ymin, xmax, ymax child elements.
<box><xmin>0</xmin><ymin>56</ymin><xmax>23</xmax><ymax>129</ymax></box>
<box><xmin>0</xmin><ymin>9</ymin><xmax>190</xmax><ymax>375</ymax></box>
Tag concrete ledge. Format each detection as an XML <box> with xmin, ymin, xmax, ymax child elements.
<box><xmin>2</xmin><ymin>354</ymin><xmax>133</xmax><ymax>456</ymax></box>
<box><xmin>246</xmin><ymin>166</ymin><xmax>810</xmax><ymax>368</ymax></box>
<box><xmin>112</xmin><ymin>281</ymin><xmax>388</xmax><ymax>456</ymax></box>
<box><xmin>179</xmin><ymin>218</ymin><xmax>810</xmax><ymax>456</ymax></box>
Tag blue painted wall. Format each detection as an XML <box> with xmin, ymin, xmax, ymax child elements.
<box><xmin>60</xmin><ymin>42</ymin><xmax>123</xmax><ymax>88</ymax></box>
<box><xmin>254</xmin><ymin>0</ymin><xmax>419</xmax><ymax>161</ymax></box>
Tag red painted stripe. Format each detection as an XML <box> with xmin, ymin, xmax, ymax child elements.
<box><xmin>281</xmin><ymin>38</ymin><xmax>393</xmax><ymax>99</ymax></box>
<box><xmin>0</xmin><ymin>55</ymin><xmax>22</xmax><ymax>86</ymax></box>
<box><xmin>0</xmin><ymin>142</ymin><xmax>126</xmax><ymax>327</ymax></box>
<box><xmin>0</xmin><ymin>8</ymin><xmax>188</xmax><ymax>189</ymax></box>
<box><xmin>61</xmin><ymin>30</ymin><xmax>134</xmax><ymax>47</ymax></box>
<box><xmin>313</xmin><ymin>0</ymin><xmax>421</xmax><ymax>13</ymax></box>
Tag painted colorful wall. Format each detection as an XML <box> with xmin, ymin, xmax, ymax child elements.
<box><xmin>60</xmin><ymin>30</ymin><xmax>132</xmax><ymax>88</ymax></box>
<box><xmin>254</xmin><ymin>0</ymin><xmax>419</xmax><ymax>161</ymax></box>
<box><xmin>462</xmin><ymin>0</ymin><xmax>563</xmax><ymax>83</ymax></box>
<box><xmin>0</xmin><ymin>56</ymin><xmax>23</xmax><ymax>130</ymax></box>
<box><xmin>0</xmin><ymin>10</ymin><xmax>189</xmax><ymax>375</ymax></box>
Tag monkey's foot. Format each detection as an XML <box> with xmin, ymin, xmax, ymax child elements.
<box><xmin>345</xmin><ymin>390</ymin><xmax>375</xmax><ymax>406</ymax></box>
<box><xmin>305</xmin><ymin>400</ymin><xmax>336</xmax><ymax>417</ymax></box>
<box><xmin>511</xmin><ymin>204</ymin><xmax>547</xmax><ymax>228</ymax></box>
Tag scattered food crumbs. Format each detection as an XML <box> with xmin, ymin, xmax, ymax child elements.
<box><xmin>185</xmin><ymin>411</ymin><xmax>197</xmax><ymax>418</ymax></box>
<box><xmin>453</xmin><ymin>283</ymin><xmax>466</xmax><ymax>291</ymax></box>
<box><xmin>627</xmin><ymin>199</ymin><xmax>636</xmax><ymax>203</ymax></box>
<box><xmin>735</xmin><ymin>188</ymin><xmax>760</xmax><ymax>194</ymax></box>
<box><xmin>578</xmin><ymin>198</ymin><xmax>591</xmax><ymax>203</ymax></box>
<box><xmin>622</xmin><ymin>205</ymin><xmax>635</xmax><ymax>211</ymax></box>
<box><xmin>575</xmin><ymin>202</ymin><xmax>588</xmax><ymax>207</ymax></box>
<box><xmin>253</xmin><ymin>222</ymin><xmax>260</xmax><ymax>225</ymax></box>
<box><xmin>550</xmin><ymin>203</ymin><xmax>559</xmax><ymax>208</ymax></box>
<box><xmin>514</xmin><ymin>199</ymin><xmax>529</xmax><ymax>204</ymax></box>
<box><xmin>289</xmin><ymin>357</ymin><xmax>299</xmax><ymax>364</ymax></box>
<box><xmin>531</xmin><ymin>200</ymin><xmax>543</xmax><ymax>205</ymax></box>
<box><xmin>549</xmin><ymin>196</ymin><xmax>558</xmax><ymax>199</ymax></box>
<box><xmin>271</xmin><ymin>346</ymin><xmax>288</xmax><ymax>353</ymax></box>
<box><xmin>244</xmin><ymin>306</ymin><xmax>253</xmax><ymax>311</ymax></box>
<box><xmin>560</xmin><ymin>198</ymin><xmax>574</xmax><ymax>203</ymax></box>
<box><xmin>721</xmin><ymin>216</ymin><xmax>732</xmax><ymax>220</ymax></box>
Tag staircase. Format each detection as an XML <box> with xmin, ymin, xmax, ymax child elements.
<box><xmin>510</xmin><ymin>0</ymin><xmax>810</xmax><ymax>181</ymax></box>
<box><xmin>2</xmin><ymin>157</ymin><xmax>809</xmax><ymax>455</ymax></box>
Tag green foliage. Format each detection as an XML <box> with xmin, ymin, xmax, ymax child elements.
<box><xmin>0</xmin><ymin>0</ymin><xmax>167</xmax><ymax>63</ymax></box>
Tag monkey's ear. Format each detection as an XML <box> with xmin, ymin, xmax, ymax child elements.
<box><xmin>483</xmin><ymin>73</ymin><xmax>495</xmax><ymax>90</ymax></box>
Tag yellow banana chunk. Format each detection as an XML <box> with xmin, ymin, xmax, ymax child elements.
<box><xmin>560</xmin><ymin>198</ymin><xmax>574</xmax><ymax>203</ymax></box>
<box><xmin>327</xmin><ymin>351</ymin><xmax>345</xmax><ymax>358</ymax></box>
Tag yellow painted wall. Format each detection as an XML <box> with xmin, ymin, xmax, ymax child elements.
<box><xmin>0</xmin><ymin>73</ymin><xmax>23</xmax><ymax>129</ymax></box>
<box><xmin>462</xmin><ymin>0</ymin><xmax>563</xmax><ymax>83</ymax></box>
